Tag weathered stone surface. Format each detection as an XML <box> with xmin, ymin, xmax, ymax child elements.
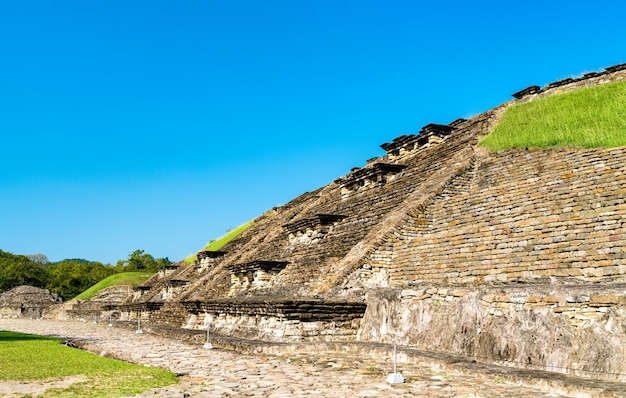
<box><xmin>512</xmin><ymin>85</ymin><xmax>541</xmax><ymax>99</ymax></box>
<box><xmin>358</xmin><ymin>285</ymin><xmax>626</xmax><ymax>381</ymax></box>
<box><xmin>49</xmin><ymin>285</ymin><xmax>133</xmax><ymax>321</ymax></box>
<box><xmin>387</xmin><ymin>147</ymin><xmax>626</xmax><ymax>287</ymax></box>
<box><xmin>0</xmin><ymin>285</ymin><xmax>61</xmax><ymax>318</ymax></box>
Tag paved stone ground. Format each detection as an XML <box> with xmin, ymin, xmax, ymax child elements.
<box><xmin>0</xmin><ymin>319</ymin><xmax>613</xmax><ymax>397</ymax></box>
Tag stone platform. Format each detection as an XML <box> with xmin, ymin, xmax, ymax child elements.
<box><xmin>2</xmin><ymin>319</ymin><xmax>625</xmax><ymax>397</ymax></box>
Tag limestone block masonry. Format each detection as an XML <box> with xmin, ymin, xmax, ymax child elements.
<box><xmin>389</xmin><ymin>147</ymin><xmax>626</xmax><ymax>286</ymax></box>
<box><xmin>0</xmin><ymin>286</ymin><xmax>61</xmax><ymax>318</ymax></box>
<box><xmin>109</xmin><ymin>63</ymin><xmax>626</xmax><ymax>383</ymax></box>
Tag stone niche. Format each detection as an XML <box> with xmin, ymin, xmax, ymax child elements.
<box><xmin>132</xmin><ymin>285</ymin><xmax>152</xmax><ymax>300</ymax></box>
<box><xmin>157</xmin><ymin>265</ymin><xmax>179</xmax><ymax>279</ymax></box>
<box><xmin>118</xmin><ymin>302</ymin><xmax>165</xmax><ymax>322</ymax></box>
<box><xmin>183</xmin><ymin>299</ymin><xmax>367</xmax><ymax>342</ymax></box>
<box><xmin>606</xmin><ymin>62</ymin><xmax>626</xmax><ymax>73</ymax></box>
<box><xmin>284</xmin><ymin>214</ymin><xmax>347</xmax><ymax>245</ymax></box>
<box><xmin>196</xmin><ymin>250</ymin><xmax>227</xmax><ymax>273</ymax></box>
<box><xmin>337</xmin><ymin>163</ymin><xmax>407</xmax><ymax>199</ymax></box>
<box><xmin>544</xmin><ymin>77</ymin><xmax>576</xmax><ymax>91</ymax></box>
<box><xmin>226</xmin><ymin>260</ymin><xmax>289</xmax><ymax>290</ymax></box>
<box><xmin>512</xmin><ymin>85</ymin><xmax>541</xmax><ymax>99</ymax></box>
<box><xmin>380</xmin><ymin>123</ymin><xmax>456</xmax><ymax>160</ymax></box>
<box><xmin>159</xmin><ymin>280</ymin><xmax>188</xmax><ymax>300</ymax></box>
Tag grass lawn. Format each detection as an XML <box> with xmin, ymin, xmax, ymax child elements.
<box><xmin>182</xmin><ymin>220</ymin><xmax>254</xmax><ymax>264</ymax></box>
<box><xmin>0</xmin><ymin>331</ymin><xmax>177</xmax><ymax>397</ymax></box>
<box><xmin>479</xmin><ymin>79</ymin><xmax>626</xmax><ymax>151</ymax></box>
<box><xmin>75</xmin><ymin>272</ymin><xmax>154</xmax><ymax>301</ymax></box>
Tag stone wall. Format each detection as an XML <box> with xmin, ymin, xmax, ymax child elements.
<box><xmin>390</xmin><ymin>147</ymin><xmax>626</xmax><ymax>286</ymax></box>
<box><xmin>355</xmin><ymin>147</ymin><xmax>626</xmax><ymax>381</ymax></box>
<box><xmin>358</xmin><ymin>285</ymin><xmax>626</xmax><ymax>381</ymax></box>
<box><xmin>183</xmin><ymin>299</ymin><xmax>366</xmax><ymax>342</ymax></box>
<box><xmin>51</xmin><ymin>285</ymin><xmax>133</xmax><ymax>321</ymax></box>
<box><xmin>0</xmin><ymin>286</ymin><xmax>61</xmax><ymax>318</ymax></box>
<box><xmin>119</xmin><ymin>299</ymin><xmax>366</xmax><ymax>342</ymax></box>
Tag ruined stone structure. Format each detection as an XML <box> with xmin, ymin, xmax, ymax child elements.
<box><xmin>0</xmin><ymin>286</ymin><xmax>61</xmax><ymax>318</ymax></box>
<box><xmin>116</xmin><ymin>63</ymin><xmax>626</xmax><ymax>382</ymax></box>
<box><xmin>51</xmin><ymin>285</ymin><xmax>133</xmax><ymax>321</ymax></box>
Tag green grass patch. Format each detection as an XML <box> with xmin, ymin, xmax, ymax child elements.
<box><xmin>479</xmin><ymin>80</ymin><xmax>626</xmax><ymax>151</ymax></box>
<box><xmin>0</xmin><ymin>331</ymin><xmax>177</xmax><ymax>397</ymax></box>
<box><xmin>74</xmin><ymin>272</ymin><xmax>154</xmax><ymax>301</ymax></box>
<box><xmin>183</xmin><ymin>221</ymin><xmax>254</xmax><ymax>264</ymax></box>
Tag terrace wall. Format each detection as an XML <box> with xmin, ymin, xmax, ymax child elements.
<box><xmin>392</xmin><ymin>147</ymin><xmax>626</xmax><ymax>286</ymax></box>
<box><xmin>356</xmin><ymin>146</ymin><xmax>626</xmax><ymax>381</ymax></box>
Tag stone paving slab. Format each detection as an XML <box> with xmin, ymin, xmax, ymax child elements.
<box><xmin>0</xmin><ymin>319</ymin><xmax>620</xmax><ymax>397</ymax></box>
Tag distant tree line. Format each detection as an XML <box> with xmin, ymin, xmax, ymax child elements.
<box><xmin>0</xmin><ymin>249</ymin><xmax>171</xmax><ymax>300</ymax></box>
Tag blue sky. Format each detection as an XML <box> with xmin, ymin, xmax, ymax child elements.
<box><xmin>1</xmin><ymin>1</ymin><xmax>625</xmax><ymax>264</ymax></box>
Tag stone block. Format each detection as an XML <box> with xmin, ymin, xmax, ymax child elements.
<box><xmin>589</xmin><ymin>295</ymin><xmax>620</xmax><ymax>306</ymax></box>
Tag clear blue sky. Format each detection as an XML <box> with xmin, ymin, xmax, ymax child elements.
<box><xmin>1</xmin><ymin>1</ymin><xmax>625</xmax><ymax>264</ymax></box>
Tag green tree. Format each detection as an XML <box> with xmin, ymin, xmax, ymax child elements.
<box><xmin>0</xmin><ymin>250</ymin><xmax>48</xmax><ymax>292</ymax></box>
<box><xmin>45</xmin><ymin>259</ymin><xmax>116</xmax><ymax>300</ymax></box>
<box><xmin>115</xmin><ymin>250</ymin><xmax>171</xmax><ymax>273</ymax></box>
<box><xmin>1</xmin><ymin>248</ymin><xmax>170</xmax><ymax>300</ymax></box>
